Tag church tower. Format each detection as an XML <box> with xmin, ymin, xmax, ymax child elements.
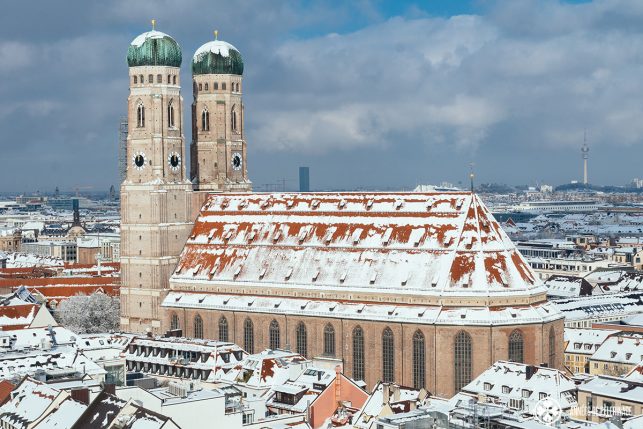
<box><xmin>190</xmin><ymin>32</ymin><xmax>252</xmax><ymax>192</ymax></box>
<box><xmin>120</xmin><ymin>24</ymin><xmax>194</xmax><ymax>334</ymax></box>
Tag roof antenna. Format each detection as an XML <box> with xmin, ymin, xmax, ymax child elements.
<box><xmin>151</xmin><ymin>19</ymin><xmax>156</xmax><ymax>31</ymax></box>
<box><xmin>469</xmin><ymin>162</ymin><xmax>475</xmax><ymax>193</ymax></box>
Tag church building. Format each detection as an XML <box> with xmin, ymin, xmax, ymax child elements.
<box><xmin>119</xmin><ymin>26</ymin><xmax>564</xmax><ymax>398</ymax></box>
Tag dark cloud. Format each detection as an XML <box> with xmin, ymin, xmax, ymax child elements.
<box><xmin>2</xmin><ymin>0</ymin><xmax>643</xmax><ymax>192</ymax></box>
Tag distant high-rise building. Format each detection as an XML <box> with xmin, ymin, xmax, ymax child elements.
<box><xmin>299</xmin><ymin>167</ymin><xmax>310</xmax><ymax>192</ymax></box>
<box><xmin>581</xmin><ymin>133</ymin><xmax>589</xmax><ymax>185</ymax></box>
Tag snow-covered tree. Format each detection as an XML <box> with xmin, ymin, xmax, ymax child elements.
<box><xmin>57</xmin><ymin>291</ymin><xmax>119</xmax><ymax>334</ymax></box>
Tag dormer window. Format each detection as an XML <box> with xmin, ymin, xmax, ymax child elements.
<box><xmin>521</xmin><ymin>389</ymin><xmax>531</xmax><ymax>398</ymax></box>
<box><xmin>483</xmin><ymin>382</ymin><xmax>492</xmax><ymax>391</ymax></box>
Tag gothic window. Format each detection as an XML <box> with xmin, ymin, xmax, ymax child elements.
<box><xmin>133</xmin><ymin>76</ymin><xmax>137</xmax><ymax>84</ymax></box>
<box><xmin>382</xmin><ymin>328</ymin><xmax>394</xmax><ymax>383</ymax></box>
<box><xmin>214</xmin><ymin>82</ymin><xmax>218</xmax><ymax>90</ymax></box>
<box><xmin>323</xmin><ymin>324</ymin><xmax>335</xmax><ymax>356</ymax></box>
<box><xmin>193</xmin><ymin>315</ymin><xmax>203</xmax><ymax>339</ymax></box>
<box><xmin>353</xmin><ymin>326</ymin><xmax>365</xmax><ymax>381</ymax></box>
<box><xmin>269</xmin><ymin>320</ymin><xmax>280</xmax><ymax>350</ymax></box>
<box><xmin>244</xmin><ymin>318</ymin><xmax>254</xmax><ymax>353</ymax></box>
<box><xmin>167</xmin><ymin>100</ymin><xmax>175</xmax><ymax>128</ymax></box>
<box><xmin>170</xmin><ymin>313</ymin><xmax>179</xmax><ymax>331</ymax></box>
<box><xmin>413</xmin><ymin>330</ymin><xmax>426</xmax><ymax>389</ymax></box>
<box><xmin>173</xmin><ymin>75</ymin><xmax>177</xmax><ymax>85</ymax></box>
<box><xmin>549</xmin><ymin>327</ymin><xmax>556</xmax><ymax>367</ymax></box>
<box><xmin>236</xmin><ymin>82</ymin><xmax>240</xmax><ymax>92</ymax></box>
<box><xmin>231</xmin><ymin>106</ymin><xmax>237</xmax><ymax>131</ymax></box>
<box><xmin>222</xmin><ymin>82</ymin><xmax>227</xmax><ymax>90</ymax></box>
<box><xmin>509</xmin><ymin>330</ymin><xmax>524</xmax><ymax>363</ymax></box>
<box><xmin>167</xmin><ymin>74</ymin><xmax>171</xmax><ymax>84</ymax></box>
<box><xmin>136</xmin><ymin>103</ymin><xmax>145</xmax><ymax>128</ymax></box>
<box><xmin>201</xmin><ymin>109</ymin><xmax>210</xmax><ymax>131</ymax></box>
<box><xmin>454</xmin><ymin>331</ymin><xmax>472</xmax><ymax>392</ymax></box>
<box><xmin>157</xmin><ymin>74</ymin><xmax>162</xmax><ymax>83</ymax></box>
<box><xmin>218</xmin><ymin>316</ymin><xmax>228</xmax><ymax>342</ymax></box>
<box><xmin>148</xmin><ymin>74</ymin><xmax>153</xmax><ymax>83</ymax></box>
<box><xmin>204</xmin><ymin>83</ymin><xmax>209</xmax><ymax>91</ymax></box>
<box><xmin>139</xmin><ymin>74</ymin><xmax>143</xmax><ymax>84</ymax></box>
<box><xmin>296</xmin><ymin>322</ymin><xmax>307</xmax><ymax>358</ymax></box>
<box><xmin>198</xmin><ymin>83</ymin><xmax>202</xmax><ymax>91</ymax></box>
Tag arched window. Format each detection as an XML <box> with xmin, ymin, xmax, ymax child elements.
<box><xmin>198</xmin><ymin>83</ymin><xmax>202</xmax><ymax>91</ymax></box>
<box><xmin>382</xmin><ymin>328</ymin><xmax>394</xmax><ymax>383</ymax></box>
<box><xmin>193</xmin><ymin>315</ymin><xmax>203</xmax><ymax>339</ymax></box>
<box><xmin>148</xmin><ymin>74</ymin><xmax>153</xmax><ymax>83</ymax></box>
<box><xmin>412</xmin><ymin>330</ymin><xmax>426</xmax><ymax>389</ymax></box>
<box><xmin>204</xmin><ymin>83</ymin><xmax>209</xmax><ymax>91</ymax></box>
<box><xmin>236</xmin><ymin>82</ymin><xmax>240</xmax><ymax>92</ymax></box>
<box><xmin>170</xmin><ymin>313</ymin><xmax>179</xmax><ymax>331</ymax></box>
<box><xmin>244</xmin><ymin>318</ymin><xmax>254</xmax><ymax>353</ymax></box>
<box><xmin>139</xmin><ymin>74</ymin><xmax>143</xmax><ymax>84</ymax></box>
<box><xmin>509</xmin><ymin>330</ymin><xmax>524</xmax><ymax>363</ymax></box>
<box><xmin>214</xmin><ymin>82</ymin><xmax>218</xmax><ymax>90</ymax></box>
<box><xmin>222</xmin><ymin>82</ymin><xmax>227</xmax><ymax>91</ymax></box>
<box><xmin>353</xmin><ymin>326</ymin><xmax>365</xmax><ymax>381</ymax></box>
<box><xmin>231</xmin><ymin>106</ymin><xmax>237</xmax><ymax>131</ymax></box>
<box><xmin>454</xmin><ymin>331</ymin><xmax>472</xmax><ymax>392</ymax></box>
<box><xmin>549</xmin><ymin>327</ymin><xmax>556</xmax><ymax>367</ymax></box>
<box><xmin>323</xmin><ymin>324</ymin><xmax>335</xmax><ymax>356</ymax></box>
<box><xmin>156</xmin><ymin>74</ymin><xmax>162</xmax><ymax>83</ymax></box>
<box><xmin>218</xmin><ymin>316</ymin><xmax>228</xmax><ymax>342</ymax></box>
<box><xmin>136</xmin><ymin>103</ymin><xmax>145</xmax><ymax>128</ymax></box>
<box><xmin>201</xmin><ymin>109</ymin><xmax>210</xmax><ymax>131</ymax></box>
<box><xmin>167</xmin><ymin>100</ymin><xmax>175</xmax><ymax>128</ymax></box>
<box><xmin>133</xmin><ymin>76</ymin><xmax>138</xmax><ymax>84</ymax></box>
<box><xmin>173</xmin><ymin>75</ymin><xmax>177</xmax><ymax>85</ymax></box>
<box><xmin>269</xmin><ymin>320</ymin><xmax>280</xmax><ymax>350</ymax></box>
<box><xmin>296</xmin><ymin>322</ymin><xmax>307</xmax><ymax>358</ymax></box>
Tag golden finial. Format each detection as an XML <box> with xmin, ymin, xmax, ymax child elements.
<box><xmin>151</xmin><ymin>19</ymin><xmax>156</xmax><ymax>30</ymax></box>
<box><xmin>214</xmin><ymin>30</ymin><xmax>219</xmax><ymax>40</ymax></box>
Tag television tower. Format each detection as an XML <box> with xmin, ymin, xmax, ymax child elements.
<box><xmin>581</xmin><ymin>132</ymin><xmax>589</xmax><ymax>185</ymax></box>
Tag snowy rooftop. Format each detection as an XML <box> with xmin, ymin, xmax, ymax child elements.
<box><xmin>564</xmin><ymin>328</ymin><xmax>618</xmax><ymax>356</ymax></box>
<box><xmin>193</xmin><ymin>40</ymin><xmax>239</xmax><ymax>60</ymax></box>
<box><xmin>130</xmin><ymin>30</ymin><xmax>172</xmax><ymax>47</ymax></box>
<box><xmin>172</xmin><ymin>193</ymin><xmax>550</xmax><ymax>305</ymax></box>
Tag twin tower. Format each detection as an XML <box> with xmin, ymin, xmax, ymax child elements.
<box><xmin>120</xmin><ymin>25</ymin><xmax>251</xmax><ymax>333</ymax></box>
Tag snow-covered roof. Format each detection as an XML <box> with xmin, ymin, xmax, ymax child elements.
<box><xmin>0</xmin><ymin>378</ymin><xmax>62</xmax><ymax>428</ymax></box>
<box><xmin>130</xmin><ymin>30</ymin><xmax>172</xmax><ymax>47</ymax></box>
<box><xmin>35</xmin><ymin>396</ymin><xmax>87</xmax><ymax>429</ymax></box>
<box><xmin>591</xmin><ymin>334</ymin><xmax>643</xmax><ymax>365</ymax></box>
<box><xmin>193</xmin><ymin>40</ymin><xmax>239</xmax><ymax>60</ymax></box>
<box><xmin>551</xmin><ymin>291</ymin><xmax>643</xmax><ymax>321</ymax></box>
<box><xmin>564</xmin><ymin>328</ymin><xmax>618</xmax><ymax>356</ymax></box>
<box><xmin>171</xmin><ymin>193</ymin><xmax>554</xmax><ymax>311</ymax></box>
<box><xmin>579</xmin><ymin>375</ymin><xmax>643</xmax><ymax>404</ymax></box>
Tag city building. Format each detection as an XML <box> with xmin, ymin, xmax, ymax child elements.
<box><xmin>163</xmin><ymin>192</ymin><xmax>564</xmax><ymax>398</ymax></box>
<box><xmin>564</xmin><ymin>328</ymin><xmax>618</xmax><ymax>375</ymax></box>
<box><xmin>588</xmin><ymin>333</ymin><xmax>643</xmax><ymax>376</ymax></box>
<box><xmin>20</xmin><ymin>241</ymin><xmax>77</xmax><ymax>263</ymax></box>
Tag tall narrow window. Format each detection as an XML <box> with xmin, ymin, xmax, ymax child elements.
<box><xmin>382</xmin><ymin>328</ymin><xmax>394</xmax><ymax>383</ymax></box>
<box><xmin>198</xmin><ymin>83</ymin><xmax>202</xmax><ymax>91</ymax></box>
<box><xmin>218</xmin><ymin>316</ymin><xmax>228</xmax><ymax>342</ymax></box>
<box><xmin>231</xmin><ymin>106</ymin><xmax>237</xmax><ymax>131</ymax></box>
<box><xmin>167</xmin><ymin>100</ymin><xmax>175</xmax><ymax>128</ymax></box>
<box><xmin>201</xmin><ymin>109</ymin><xmax>210</xmax><ymax>131</ymax></box>
<box><xmin>133</xmin><ymin>76</ymin><xmax>138</xmax><ymax>84</ymax></box>
<box><xmin>204</xmin><ymin>83</ymin><xmax>209</xmax><ymax>91</ymax></box>
<box><xmin>139</xmin><ymin>74</ymin><xmax>144</xmax><ymax>84</ymax></box>
<box><xmin>413</xmin><ymin>330</ymin><xmax>426</xmax><ymax>389</ymax></box>
<box><xmin>236</xmin><ymin>82</ymin><xmax>240</xmax><ymax>92</ymax></box>
<box><xmin>296</xmin><ymin>322</ymin><xmax>307</xmax><ymax>358</ymax></box>
<box><xmin>148</xmin><ymin>74</ymin><xmax>153</xmax><ymax>83</ymax></box>
<box><xmin>323</xmin><ymin>324</ymin><xmax>335</xmax><ymax>356</ymax></box>
<box><xmin>222</xmin><ymin>82</ymin><xmax>227</xmax><ymax>90</ymax></box>
<box><xmin>549</xmin><ymin>327</ymin><xmax>556</xmax><ymax>367</ymax></box>
<box><xmin>167</xmin><ymin>74</ymin><xmax>171</xmax><ymax>84</ymax></box>
<box><xmin>353</xmin><ymin>326</ymin><xmax>365</xmax><ymax>381</ymax></box>
<box><xmin>193</xmin><ymin>315</ymin><xmax>203</xmax><ymax>339</ymax></box>
<box><xmin>173</xmin><ymin>75</ymin><xmax>177</xmax><ymax>85</ymax></box>
<box><xmin>156</xmin><ymin>74</ymin><xmax>162</xmax><ymax>83</ymax></box>
<box><xmin>509</xmin><ymin>330</ymin><xmax>524</xmax><ymax>363</ymax></box>
<box><xmin>214</xmin><ymin>82</ymin><xmax>219</xmax><ymax>90</ymax></box>
<box><xmin>269</xmin><ymin>320</ymin><xmax>280</xmax><ymax>350</ymax></box>
<box><xmin>454</xmin><ymin>331</ymin><xmax>472</xmax><ymax>392</ymax></box>
<box><xmin>136</xmin><ymin>103</ymin><xmax>145</xmax><ymax>128</ymax></box>
<box><xmin>244</xmin><ymin>318</ymin><xmax>254</xmax><ymax>354</ymax></box>
<box><xmin>170</xmin><ymin>313</ymin><xmax>179</xmax><ymax>331</ymax></box>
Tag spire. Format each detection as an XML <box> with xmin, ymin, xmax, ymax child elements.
<box><xmin>214</xmin><ymin>29</ymin><xmax>219</xmax><ymax>40</ymax></box>
<box><xmin>469</xmin><ymin>162</ymin><xmax>475</xmax><ymax>193</ymax></box>
<box><xmin>151</xmin><ymin>19</ymin><xmax>156</xmax><ymax>30</ymax></box>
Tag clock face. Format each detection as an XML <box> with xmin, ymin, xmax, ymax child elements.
<box><xmin>231</xmin><ymin>152</ymin><xmax>242</xmax><ymax>171</ymax></box>
<box><xmin>168</xmin><ymin>152</ymin><xmax>181</xmax><ymax>172</ymax></box>
<box><xmin>133</xmin><ymin>152</ymin><xmax>146</xmax><ymax>170</ymax></box>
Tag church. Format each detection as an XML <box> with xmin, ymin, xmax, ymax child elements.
<box><xmin>119</xmin><ymin>26</ymin><xmax>564</xmax><ymax>398</ymax></box>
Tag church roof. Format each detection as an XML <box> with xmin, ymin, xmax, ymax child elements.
<box><xmin>171</xmin><ymin>192</ymin><xmax>550</xmax><ymax>306</ymax></box>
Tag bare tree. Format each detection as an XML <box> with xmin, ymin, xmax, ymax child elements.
<box><xmin>57</xmin><ymin>291</ymin><xmax>119</xmax><ymax>334</ymax></box>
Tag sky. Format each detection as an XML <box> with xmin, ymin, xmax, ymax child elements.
<box><xmin>2</xmin><ymin>0</ymin><xmax>643</xmax><ymax>193</ymax></box>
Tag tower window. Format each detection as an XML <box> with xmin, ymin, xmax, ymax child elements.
<box><xmin>133</xmin><ymin>76</ymin><xmax>138</xmax><ymax>84</ymax></box>
<box><xmin>222</xmin><ymin>82</ymin><xmax>226</xmax><ymax>90</ymax></box>
<box><xmin>201</xmin><ymin>109</ymin><xmax>210</xmax><ymax>131</ymax></box>
<box><xmin>214</xmin><ymin>82</ymin><xmax>218</xmax><ymax>90</ymax></box>
<box><xmin>136</xmin><ymin>103</ymin><xmax>145</xmax><ymax>128</ymax></box>
<box><xmin>168</xmin><ymin>100</ymin><xmax>175</xmax><ymax>128</ymax></box>
<box><xmin>173</xmin><ymin>75</ymin><xmax>177</xmax><ymax>85</ymax></box>
<box><xmin>236</xmin><ymin>82</ymin><xmax>240</xmax><ymax>92</ymax></box>
<box><xmin>204</xmin><ymin>83</ymin><xmax>209</xmax><ymax>91</ymax></box>
<box><xmin>156</xmin><ymin>74</ymin><xmax>162</xmax><ymax>83</ymax></box>
<box><xmin>231</xmin><ymin>106</ymin><xmax>237</xmax><ymax>131</ymax></box>
<box><xmin>139</xmin><ymin>74</ymin><xmax>143</xmax><ymax>83</ymax></box>
<box><xmin>198</xmin><ymin>83</ymin><xmax>202</xmax><ymax>91</ymax></box>
<box><xmin>148</xmin><ymin>74</ymin><xmax>153</xmax><ymax>83</ymax></box>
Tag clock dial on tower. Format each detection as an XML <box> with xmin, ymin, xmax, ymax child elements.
<box><xmin>168</xmin><ymin>152</ymin><xmax>181</xmax><ymax>172</ymax></box>
<box><xmin>231</xmin><ymin>152</ymin><xmax>242</xmax><ymax>171</ymax></box>
<box><xmin>133</xmin><ymin>152</ymin><xmax>146</xmax><ymax>170</ymax></box>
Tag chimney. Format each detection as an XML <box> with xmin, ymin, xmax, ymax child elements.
<box><xmin>317</xmin><ymin>371</ymin><xmax>322</xmax><ymax>381</ymax></box>
<box><xmin>103</xmin><ymin>383</ymin><xmax>116</xmax><ymax>395</ymax></box>
<box><xmin>382</xmin><ymin>384</ymin><xmax>390</xmax><ymax>406</ymax></box>
<box><xmin>526</xmin><ymin>365</ymin><xmax>537</xmax><ymax>380</ymax></box>
<box><xmin>71</xmin><ymin>388</ymin><xmax>90</xmax><ymax>405</ymax></box>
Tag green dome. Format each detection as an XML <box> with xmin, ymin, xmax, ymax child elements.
<box><xmin>127</xmin><ymin>30</ymin><xmax>182</xmax><ymax>68</ymax></box>
<box><xmin>192</xmin><ymin>40</ymin><xmax>243</xmax><ymax>75</ymax></box>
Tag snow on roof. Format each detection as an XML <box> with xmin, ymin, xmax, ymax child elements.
<box><xmin>74</xmin><ymin>391</ymin><xmax>127</xmax><ymax>429</ymax></box>
<box><xmin>35</xmin><ymin>396</ymin><xmax>87</xmax><ymax>429</ymax></box>
<box><xmin>551</xmin><ymin>291</ymin><xmax>643</xmax><ymax>321</ymax></box>
<box><xmin>462</xmin><ymin>361</ymin><xmax>577</xmax><ymax>414</ymax></box>
<box><xmin>544</xmin><ymin>275</ymin><xmax>586</xmax><ymax>298</ymax></box>
<box><xmin>591</xmin><ymin>333</ymin><xmax>643</xmax><ymax>365</ymax></box>
<box><xmin>579</xmin><ymin>375</ymin><xmax>643</xmax><ymax>403</ymax></box>
<box><xmin>193</xmin><ymin>40</ymin><xmax>239</xmax><ymax>60</ymax></box>
<box><xmin>0</xmin><ymin>304</ymin><xmax>38</xmax><ymax>330</ymax></box>
<box><xmin>564</xmin><ymin>328</ymin><xmax>618</xmax><ymax>355</ymax></box>
<box><xmin>130</xmin><ymin>30</ymin><xmax>172</xmax><ymax>47</ymax></box>
<box><xmin>0</xmin><ymin>378</ymin><xmax>62</xmax><ymax>427</ymax></box>
<box><xmin>172</xmin><ymin>193</ymin><xmax>552</xmax><ymax>309</ymax></box>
